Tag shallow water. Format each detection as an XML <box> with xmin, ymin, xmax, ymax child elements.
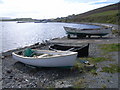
<box><xmin>0</xmin><ymin>21</ymin><xmax>100</xmax><ymax>52</ymax></box>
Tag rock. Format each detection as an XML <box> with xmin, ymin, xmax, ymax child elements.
<box><xmin>110</xmin><ymin>81</ymin><xmax>113</xmax><ymax>83</ymax></box>
<box><xmin>56</xmin><ymin>74</ymin><xmax>59</xmax><ymax>77</ymax></box>
<box><xmin>1</xmin><ymin>56</ymin><xmax>5</xmax><ymax>59</ymax></box>
<box><xmin>14</xmin><ymin>77</ymin><xmax>24</xmax><ymax>82</ymax></box>
<box><xmin>26</xmin><ymin>84</ymin><xmax>30</xmax><ymax>87</ymax></box>
<box><xmin>61</xmin><ymin>81</ymin><xmax>64</xmax><ymax>84</ymax></box>
<box><xmin>64</xmin><ymin>84</ymin><xmax>73</xmax><ymax>88</ymax></box>
<box><xmin>43</xmin><ymin>78</ymin><xmax>47</xmax><ymax>82</ymax></box>
<box><xmin>8</xmin><ymin>75</ymin><xmax>13</xmax><ymax>79</ymax></box>
<box><xmin>82</xmin><ymin>76</ymin><xmax>85</xmax><ymax>79</ymax></box>
<box><xmin>34</xmin><ymin>42</ymin><xmax>39</xmax><ymax>46</ymax></box>
<box><xmin>55</xmin><ymin>81</ymin><xmax>73</xmax><ymax>88</ymax></box>
<box><xmin>84</xmin><ymin>64</ymin><xmax>96</xmax><ymax>71</ymax></box>
<box><xmin>6</xmin><ymin>69</ymin><xmax>12</xmax><ymax>74</ymax></box>
<box><xmin>25</xmin><ymin>79</ymin><xmax>29</xmax><ymax>82</ymax></box>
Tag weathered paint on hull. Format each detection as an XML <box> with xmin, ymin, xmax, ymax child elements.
<box><xmin>66</xmin><ymin>32</ymin><xmax>108</xmax><ymax>36</ymax></box>
<box><xmin>64</xmin><ymin>26</ymin><xmax>112</xmax><ymax>37</ymax></box>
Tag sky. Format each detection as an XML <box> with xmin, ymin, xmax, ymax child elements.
<box><xmin>0</xmin><ymin>0</ymin><xmax>119</xmax><ymax>19</ymax></box>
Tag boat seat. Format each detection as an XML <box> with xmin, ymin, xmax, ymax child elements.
<box><xmin>37</xmin><ymin>54</ymin><xmax>49</xmax><ymax>58</ymax></box>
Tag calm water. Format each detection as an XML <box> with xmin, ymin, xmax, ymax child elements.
<box><xmin>0</xmin><ymin>22</ymin><xmax>100</xmax><ymax>52</ymax></box>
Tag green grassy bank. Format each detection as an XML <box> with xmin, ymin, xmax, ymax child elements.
<box><xmin>55</xmin><ymin>3</ymin><xmax>120</xmax><ymax>25</ymax></box>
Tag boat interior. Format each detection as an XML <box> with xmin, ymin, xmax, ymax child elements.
<box><xmin>14</xmin><ymin>49</ymin><xmax>74</xmax><ymax>58</ymax></box>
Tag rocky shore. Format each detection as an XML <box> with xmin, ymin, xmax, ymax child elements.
<box><xmin>1</xmin><ymin>23</ymin><xmax>119</xmax><ymax>89</ymax></box>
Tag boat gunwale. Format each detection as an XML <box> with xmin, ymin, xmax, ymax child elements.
<box><xmin>49</xmin><ymin>43</ymin><xmax>88</xmax><ymax>47</ymax></box>
<box><xmin>64</xmin><ymin>26</ymin><xmax>102</xmax><ymax>30</ymax></box>
<box><xmin>49</xmin><ymin>44</ymin><xmax>89</xmax><ymax>51</ymax></box>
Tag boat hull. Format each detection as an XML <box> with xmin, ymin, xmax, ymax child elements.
<box><xmin>66</xmin><ymin>31</ymin><xmax>109</xmax><ymax>36</ymax></box>
<box><xmin>64</xmin><ymin>26</ymin><xmax>112</xmax><ymax>38</ymax></box>
<box><xmin>49</xmin><ymin>44</ymin><xmax>89</xmax><ymax>57</ymax></box>
<box><xmin>12</xmin><ymin>50</ymin><xmax>77</xmax><ymax>67</ymax></box>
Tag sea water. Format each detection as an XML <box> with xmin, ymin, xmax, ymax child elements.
<box><xmin>0</xmin><ymin>21</ymin><xmax>100</xmax><ymax>52</ymax></box>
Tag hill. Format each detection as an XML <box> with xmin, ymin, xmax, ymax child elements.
<box><xmin>55</xmin><ymin>3</ymin><xmax>119</xmax><ymax>25</ymax></box>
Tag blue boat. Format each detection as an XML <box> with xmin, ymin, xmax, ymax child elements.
<box><xmin>64</xmin><ymin>26</ymin><xmax>112</xmax><ymax>38</ymax></box>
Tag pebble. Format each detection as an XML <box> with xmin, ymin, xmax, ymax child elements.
<box><xmin>6</xmin><ymin>69</ymin><xmax>12</xmax><ymax>74</ymax></box>
<box><xmin>1</xmin><ymin>56</ymin><xmax>5</xmax><ymax>59</ymax></box>
<box><xmin>43</xmin><ymin>78</ymin><xmax>47</xmax><ymax>82</ymax></box>
<box><xmin>110</xmin><ymin>81</ymin><xmax>114</xmax><ymax>83</ymax></box>
<box><xmin>25</xmin><ymin>79</ymin><xmax>29</xmax><ymax>82</ymax></box>
<box><xmin>8</xmin><ymin>75</ymin><xmax>13</xmax><ymax>79</ymax></box>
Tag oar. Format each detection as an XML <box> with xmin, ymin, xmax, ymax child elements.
<box><xmin>67</xmin><ymin>48</ymin><xmax>75</xmax><ymax>51</ymax></box>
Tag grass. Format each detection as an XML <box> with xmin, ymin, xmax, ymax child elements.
<box><xmin>99</xmin><ymin>43</ymin><xmax>120</xmax><ymax>52</ymax></box>
<box><xmin>73</xmin><ymin>60</ymin><xmax>96</xmax><ymax>72</ymax></box>
<box><xmin>101</xmin><ymin>64</ymin><xmax>120</xmax><ymax>73</ymax></box>
<box><xmin>64</xmin><ymin>10</ymin><xmax>119</xmax><ymax>24</ymax></box>
<box><xmin>73</xmin><ymin>79</ymin><xmax>86</xmax><ymax>88</ymax></box>
<box><xmin>55</xmin><ymin>3</ymin><xmax>119</xmax><ymax>25</ymax></box>
<box><xmin>73</xmin><ymin>62</ymin><xmax>85</xmax><ymax>72</ymax></box>
<box><xmin>48</xmin><ymin>88</ymin><xmax>55</xmax><ymax>90</ymax></box>
<box><xmin>73</xmin><ymin>60</ymin><xmax>98</xmax><ymax>75</ymax></box>
<box><xmin>89</xmin><ymin>10</ymin><xmax>118</xmax><ymax>17</ymax></box>
<box><xmin>102</xmin><ymin>84</ymin><xmax>107</xmax><ymax>88</ymax></box>
<box><xmin>89</xmin><ymin>69</ymin><xmax>98</xmax><ymax>75</ymax></box>
<box><xmin>82</xmin><ymin>14</ymin><xmax>118</xmax><ymax>24</ymax></box>
<box><xmin>80</xmin><ymin>57</ymin><xmax>110</xmax><ymax>64</ymax></box>
<box><xmin>112</xmin><ymin>29</ymin><xmax>120</xmax><ymax>35</ymax></box>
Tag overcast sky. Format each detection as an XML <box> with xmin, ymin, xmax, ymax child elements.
<box><xmin>0</xmin><ymin>0</ymin><xmax>119</xmax><ymax>19</ymax></box>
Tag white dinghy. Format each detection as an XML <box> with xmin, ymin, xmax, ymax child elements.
<box><xmin>12</xmin><ymin>49</ymin><xmax>77</xmax><ymax>67</ymax></box>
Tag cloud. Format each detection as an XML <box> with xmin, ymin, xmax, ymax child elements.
<box><xmin>65</xmin><ymin>0</ymin><xmax>100</xmax><ymax>3</ymax></box>
<box><xmin>92</xmin><ymin>2</ymin><xmax>114</xmax><ymax>4</ymax></box>
<box><xmin>89</xmin><ymin>0</ymin><xmax>119</xmax><ymax>4</ymax></box>
<box><xmin>0</xmin><ymin>0</ymin><xmax>3</xmax><ymax>4</ymax></box>
<box><xmin>0</xmin><ymin>0</ymin><xmax>118</xmax><ymax>19</ymax></box>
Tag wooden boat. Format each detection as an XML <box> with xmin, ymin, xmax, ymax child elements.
<box><xmin>34</xmin><ymin>21</ymin><xmax>41</xmax><ymax>23</ymax></box>
<box><xmin>34</xmin><ymin>21</ymin><xmax>47</xmax><ymax>23</ymax></box>
<box><xmin>64</xmin><ymin>26</ymin><xmax>112</xmax><ymax>38</ymax></box>
<box><xmin>41</xmin><ymin>21</ymin><xmax>47</xmax><ymax>23</ymax></box>
<box><xmin>12</xmin><ymin>49</ymin><xmax>77</xmax><ymax>67</ymax></box>
<box><xmin>17</xmin><ymin>21</ymin><xmax>27</xmax><ymax>23</ymax></box>
<box><xmin>49</xmin><ymin>44</ymin><xmax>89</xmax><ymax>57</ymax></box>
